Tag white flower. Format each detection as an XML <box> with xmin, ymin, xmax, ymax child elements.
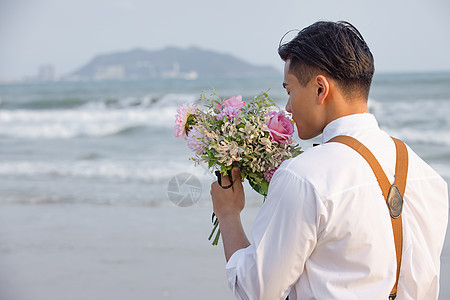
<box><xmin>174</xmin><ymin>103</ymin><xmax>197</xmax><ymax>140</ymax></box>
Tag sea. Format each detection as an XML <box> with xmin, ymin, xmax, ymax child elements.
<box><xmin>0</xmin><ymin>74</ymin><xmax>449</xmax><ymax>206</ymax></box>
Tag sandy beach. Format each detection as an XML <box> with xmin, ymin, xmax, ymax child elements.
<box><xmin>0</xmin><ymin>202</ymin><xmax>448</xmax><ymax>300</ymax></box>
<box><xmin>0</xmin><ymin>203</ymin><xmax>260</xmax><ymax>300</ymax></box>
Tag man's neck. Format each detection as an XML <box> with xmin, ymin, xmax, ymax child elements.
<box><xmin>324</xmin><ymin>95</ymin><xmax>369</xmax><ymax>127</ymax></box>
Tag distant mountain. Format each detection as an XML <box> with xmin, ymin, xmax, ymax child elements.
<box><xmin>68</xmin><ymin>46</ymin><xmax>280</xmax><ymax>81</ymax></box>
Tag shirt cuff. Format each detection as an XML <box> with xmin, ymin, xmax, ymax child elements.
<box><xmin>225</xmin><ymin>247</ymin><xmax>248</xmax><ymax>293</ymax></box>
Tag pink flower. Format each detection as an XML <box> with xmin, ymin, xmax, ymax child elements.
<box><xmin>264</xmin><ymin>166</ymin><xmax>278</xmax><ymax>182</ymax></box>
<box><xmin>216</xmin><ymin>95</ymin><xmax>245</xmax><ymax>121</ymax></box>
<box><xmin>174</xmin><ymin>103</ymin><xmax>197</xmax><ymax>140</ymax></box>
<box><xmin>186</xmin><ymin>126</ymin><xmax>206</xmax><ymax>155</ymax></box>
<box><xmin>221</xmin><ymin>95</ymin><xmax>245</xmax><ymax>109</ymax></box>
<box><xmin>266</xmin><ymin>111</ymin><xmax>294</xmax><ymax>144</ymax></box>
<box><xmin>216</xmin><ymin>106</ymin><xmax>241</xmax><ymax>121</ymax></box>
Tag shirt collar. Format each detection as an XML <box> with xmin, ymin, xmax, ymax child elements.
<box><xmin>322</xmin><ymin>113</ymin><xmax>379</xmax><ymax>143</ymax></box>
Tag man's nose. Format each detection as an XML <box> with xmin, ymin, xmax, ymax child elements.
<box><xmin>285</xmin><ymin>100</ymin><xmax>292</xmax><ymax>113</ymax></box>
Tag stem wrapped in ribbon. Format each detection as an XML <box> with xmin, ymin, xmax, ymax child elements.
<box><xmin>209</xmin><ymin>170</ymin><xmax>235</xmax><ymax>245</ymax></box>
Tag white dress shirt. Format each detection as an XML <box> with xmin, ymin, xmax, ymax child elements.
<box><xmin>226</xmin><ymin>113</ymin><xmax>448</xmax><ymax>300</ymax></box>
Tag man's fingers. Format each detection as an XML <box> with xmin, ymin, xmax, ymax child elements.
<box><xmin>211</xmin><ymin>181</ymin><xmax>224</xmax><ymax>192</ymax></box>
<box><xmin>231</xmin><ymin>167</ymin><xmax>242</xmax><ymax>182</ymax></box>
<box><xmin>231</xmin><ymin>167</ymin><xmax>244</xmax><ymax>192</ymax></box>
<box><xmin>215</xmin><ymin>168</ymin><xmax>243</xmax><ymax>191</ymax></box>
<box><xmin>218</xmin><ymin>170</ymin><xmax>233</xmax><ymax>187</ymax></box>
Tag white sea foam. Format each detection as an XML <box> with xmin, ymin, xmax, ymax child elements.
<box><xmin>0</xmin><ymin>159</ymin><xmax>207</xmax><ymax>182</ymax></box>
<box><xmin>154</xmin><ymin>93</ymin><xmax>198</xmax><ymax>107</ymax></box>
<box><xmin>0</xmin><ymin>106</ymin><xmax>177</xmax><ymax>139</ymax></box>
<box><xmin>0</xmin><ymin>93</ymin><xmax>200</xmax><ymax>139</ymax></box>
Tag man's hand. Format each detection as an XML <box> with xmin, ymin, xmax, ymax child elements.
<box><xmin>210</xmin><ymin>167</ymin><xmax>250</xmax><ymax>261</ymax></box>
<box><xmin>210</xmin><ymin>167</ymin><xmax>245</xmax><ymax>220</ymax></box>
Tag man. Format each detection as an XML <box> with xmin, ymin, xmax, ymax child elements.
<box><xmin>210</xmin><ymin>21</ymin><xmax>448</xmax><ymax>299</ymax></box>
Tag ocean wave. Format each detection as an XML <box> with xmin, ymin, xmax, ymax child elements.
<box><xmin>17</xmin><ymin>97</ymin><xmax>89</xmax><ymax>110</ymax></box>
<box><xmin>381</xmin><ymin>127</ymin><xmax>450</xmax><ymax>147</ymax></box>
<box><xmin>0</xmin><ymin>107</ymin><xmax>178</xmax><ymax>139</ymax></box>
<box><xmin>0</xmin><ymin>92</ymin><xmax>199</xmax><ymax>110</ymax></box>
<box><xmin>369</xmin><ymin>98</ymin><xmax>450</xmax><ymax>127</ymax></box>
<box><xmin>369</xmin><ymin>97</ymin><xmax>450</xmax><ymax>146</ymax></box>
<box><xmin>0</xmin><ymin>93</ymin><xmax>199</xmax><ymax>139</ymax></box>
<box><xmin>0</xmin><ymin>159</ymin><xmax>209</xmax><ymax>183</ymax></box>
<box><xmin>0</xmin><ymin>159</ymin><xmax>261</xmax><ymax>206</ymax></box>
<box><xmin>79</xmin><ymin>93</ymin><xmax>197</xmax><ymax>110</ymax></box>
<box><xmin>2</xmin><ymin>94</ymin><xmax>447</xmax><ymax>141</ymax></box>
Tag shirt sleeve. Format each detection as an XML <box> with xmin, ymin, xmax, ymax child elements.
<box><xmin>225</xmin><ymin>167</ymin><xmax>322</xmax><ymax>300</ymax></box>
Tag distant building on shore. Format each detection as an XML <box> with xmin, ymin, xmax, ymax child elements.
<box><xmin>38</xmin><ymin>65</ymin><xmax>56</xmax><ymax>81</ymax></box>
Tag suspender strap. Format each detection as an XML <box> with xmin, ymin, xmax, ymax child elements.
<box><xmin>392</xmin><ymin>138</ymin><xmax>408</xmax><ymax>196</ymax></box>
<box><xmin>327</xmin><ymin>135</ymin><xmax>408</xmax><ymax>299</ymax></box>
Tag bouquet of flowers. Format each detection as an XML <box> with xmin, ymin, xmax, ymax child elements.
<box><xmin>174</xmin><ymin>91</ymin><xmax>302</xmax><ymax>245</ymax></box>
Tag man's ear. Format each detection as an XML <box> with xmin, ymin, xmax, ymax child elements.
<box><xmin>316</xmin><ymin>75</ymin><xmax>329</xmax><ymax>105</ymax></box>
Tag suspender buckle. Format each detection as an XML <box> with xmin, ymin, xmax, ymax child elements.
<box><xmin>387</xmin><ymin>184</ymin><xmax>403</xmax><ymax>219</ymax></box>
<box><xmin>389</xmin><ymin>292</ymin><xmax>397</xmax><ymax>299</ymax></box>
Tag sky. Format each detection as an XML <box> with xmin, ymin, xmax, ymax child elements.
<box><xmin>0</xmin><ymin>0</ymin><xmax>449</xmax><ymax>80</ymax></box>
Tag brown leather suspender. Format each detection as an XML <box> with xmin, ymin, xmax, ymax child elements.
<box><xmin>327</xmin><ymin>135</ymin><xmax>408</xmax><ymax>299</ymax></box>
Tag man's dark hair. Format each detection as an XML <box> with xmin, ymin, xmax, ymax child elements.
<box><xmin>278</xmin><ymin>21</ymin><xmax>375</xmax><ymax>100</ymax></box>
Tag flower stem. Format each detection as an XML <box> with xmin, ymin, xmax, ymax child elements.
<box><xmin>213</xmin><ymin>229</ymin><xmax>221</xmax><ymax>245</ymax></box>
<box><xmin>208</xmin><ymin>219</ymin><xmax>220</xmax><ymax>246</ymax></box>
